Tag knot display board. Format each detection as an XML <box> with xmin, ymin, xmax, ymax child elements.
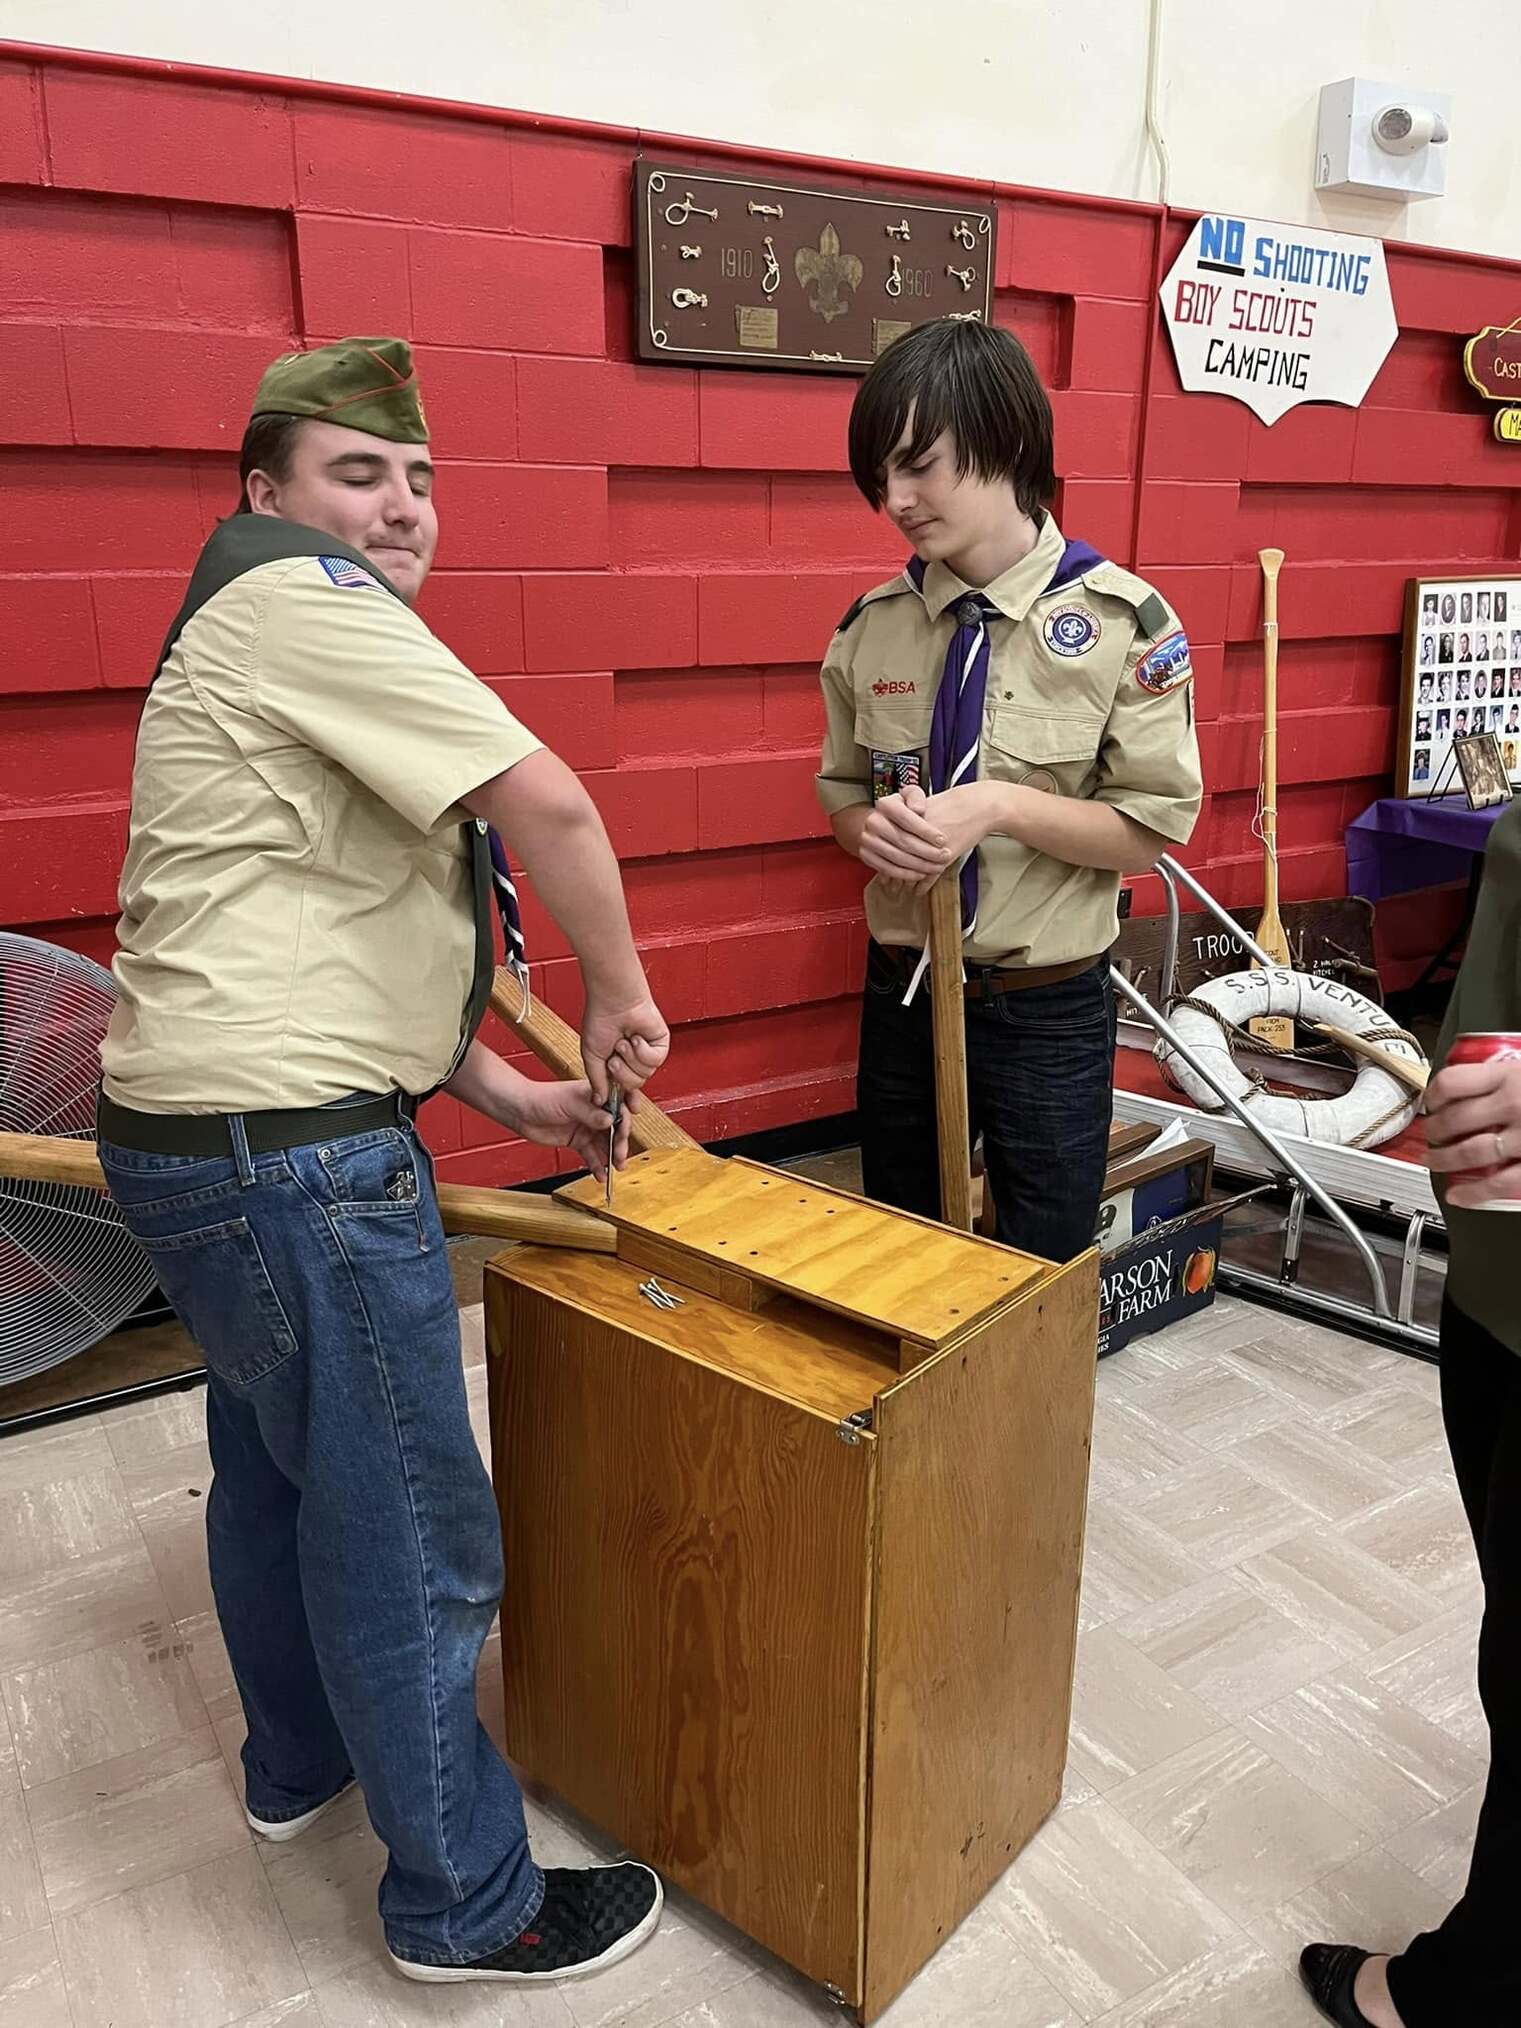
<box><xmin>635</xmin><ymin>162</ymin><xmax>996</xmax><ymax>373</ymax></box>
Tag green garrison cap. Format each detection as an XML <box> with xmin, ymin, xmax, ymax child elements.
<box><xmin>251</xmin><ymin>337</ymin><xmax>428</xmax><ymax>442</ymax></box>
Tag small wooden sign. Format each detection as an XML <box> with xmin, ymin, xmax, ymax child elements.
<box><xmin>634</xmin><ymin>162</ymin><xmax>997</xmax><ymax>375</ymax></box>
<box><xmin>1496</xmin><ymin>406</ymin><xmax>1521</xmax><ymax>445</ymax></box>
<box><xmin>1464</xmin><ymin>321</ymin><xmax>1521</xmax><ymax>404</ymax></box>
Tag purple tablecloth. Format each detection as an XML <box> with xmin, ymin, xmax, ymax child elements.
<box><xmin>1345</xmin><ymin>796</ymin><xmax>1507</xmax><ymax>903</ymax></box>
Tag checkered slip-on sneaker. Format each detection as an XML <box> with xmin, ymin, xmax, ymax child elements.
<box><xmin>390</xmin><ymin>1862</ymin><xmax>663</xmax><ymax>1985</ymax></box>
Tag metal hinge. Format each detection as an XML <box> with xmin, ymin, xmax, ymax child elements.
<box><xmin>835</xmin><ymin>1411</ymin><xmax>872</xmax><ymax>1446</ymax></box>
<box><xmin>823</xmin><ymin>1984</ymin><xmax>848</xmax><ymax>2007</ymax></box>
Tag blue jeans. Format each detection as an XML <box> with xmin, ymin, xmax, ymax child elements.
<box><xmin>858</xmin><ymin>944</ymin><xmax>1116</xmax><ymax>1263</ymax></box>
<box><xmin>98</xmin><ymin>1107</ymin><xmax>542</xmax><ymax>1966</ymax></box>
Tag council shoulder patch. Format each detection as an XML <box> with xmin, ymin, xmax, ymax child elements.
<box><xmin>1044</xmin><ymin>603</ymin><xmax>1101</xmax><ymax>658</ymax></box>
<box><xmin>1135</xmin><ymin>629</ymin><xmax>1193</xmax><ymax>694</ymax></box>
<box><xmin>316</xmin><ymin>555</ymin><xmax>380</xmax><ymax>590</ymax></box>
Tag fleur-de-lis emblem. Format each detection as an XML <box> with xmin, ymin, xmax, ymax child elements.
<box><xmin>794</xmin><ymin>222</ymin><xmax>863</xmax><ymax>325</ymax></box>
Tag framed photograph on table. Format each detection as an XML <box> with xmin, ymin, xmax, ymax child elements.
<box><xmin>1454</xmin><ymin>732</ymin><xmax>1514</xmax><ymax>811</ymax></box>
<box><xmin>1399</xmin><ymin>575</ymin><xmax>1521</xmax><ymax>798</ymax></box>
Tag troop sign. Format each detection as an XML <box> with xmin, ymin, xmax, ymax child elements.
<box><xmin>1161</xmin><ymin>214</ymin><xmax>1397</xmax><ymax>426</ymax></box>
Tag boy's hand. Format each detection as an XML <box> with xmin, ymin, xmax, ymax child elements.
<box><xmin>861</xmin><ymin>783</ymin><xmax>1002</xmax><ymax>892</ymax></box>
<box><xmin>912</xmin><ymin>784</ymin><xmax>1003</xmax><ymax>891</ymax></box>
<box><xmin>860</xmin><ymin>786</ymin><xmax>952</xmax><ymax>883</ymax></box>
<box><xmin>581</xmin><ymin>993</ymin><xmax>670</xmax><ymax>1109</ymax></box>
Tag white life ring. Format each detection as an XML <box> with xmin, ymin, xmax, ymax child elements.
<box><xmin>1155</xmin><ymin>969</ymin><xmax>1425</xmax><ymax>1150</ymax></box>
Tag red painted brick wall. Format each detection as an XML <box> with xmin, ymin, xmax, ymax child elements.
<box><xmin>3</xmin><ymin>50</ymin><xmax>1519</xmax><ymax>1184</ymax></box>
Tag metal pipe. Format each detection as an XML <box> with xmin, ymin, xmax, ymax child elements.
<box><xmin>1154</xmin><ymin>859</ymin><xmax>1184</xmax><ymax>1004</ymax></box>
<box><xmin>1112</xmin><ymin>966</ymin><xmax>1392</xmax><ymax>1317</ymax></box>
<box><xmin>1218</xmin><ymin>1265</ymin><xmax>1435</xmax><ymax>1354</ymax></box>
<box><xmin>1282</xmin><ymin>1186</ymin><xmax>1307</xmax><ymax>1285</ymax></box>
<box><xmin>1155</xmin><ymin>854</ymin><xmax>1279</xmax><ymax>971</ymax></box>
<box><xmin>1144</xmin><ymin>0</ymin><xmax>1173</xmax><ymax>208</ymax></box>
<box><xmin>1398</xmin><ymin>1212</ymin><xmax>1430</xmax><ymax>1326</ymax></box>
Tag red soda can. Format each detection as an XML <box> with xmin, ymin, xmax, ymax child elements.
<box><xmin>1443</xmin><ymin>1032</ymin><xmax>1521</xmax><ymax>1208</ymax></box>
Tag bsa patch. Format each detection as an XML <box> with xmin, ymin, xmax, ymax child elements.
<box><xmin>316</xmin><ymin>555</ymin><xmax>380</xmax><ymax>590</ymax></box>
<box><xmin>871</xmin><ymin>749</ymin><xmax>923</xmax><ymax>802</ymax></box>
<box><xmin>1135</xmin><ymin>630</ymin><xmax>1193</xmax><ymax>695</ymax></box>
<box><xmin>1044</xmin><ymin>604</ymin><xmax>1101</xmax><ymax>658</ymax></box>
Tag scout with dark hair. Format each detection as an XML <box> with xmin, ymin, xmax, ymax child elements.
<box><xmin>817</xmin><ymin>317</ymin><xmax>1202</xmax><ymax>1263</ymax></box>
<box><xmin>848</xmin><ymin>319</ymin><xmax>1056</xmax><ymax>518</ymax></box>
<box><xmin>99</xmin><ymin>338</ymin><xmax>668</xmax><ymax>1988</ymax></box>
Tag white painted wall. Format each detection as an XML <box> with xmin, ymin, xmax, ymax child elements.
<box><xmin>2</xmin><ymin>0</ymin><xmax>1515</xmax><ymax>260</ymax></box>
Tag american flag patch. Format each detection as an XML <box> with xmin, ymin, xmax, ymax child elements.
<box><xmin>317</xmin><ymin>555</ymin><xmax>379</xmax><ymax>590</ymax></box>
<box><xmin>871</xmin><ymin>748</ymin><xmax>923</xmax><ymax>802</ymax></box>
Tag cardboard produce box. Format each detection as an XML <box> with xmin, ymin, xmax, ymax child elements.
<box><xmin>1097</xmin><ymin>1188</ymin><xmax>1266</xmax><ymax>1359</ymax></box>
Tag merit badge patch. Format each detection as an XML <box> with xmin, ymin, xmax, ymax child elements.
<box><xmin>871</xmin><ymin>749</ymin><xmax>923</xmax><ymax>802</ymax></box>
<box><xmin>1134</xmin><ymin>630</ymin><xmax>1193</xmax><ymax>695</ymax></box>
<box><xmin>1044</xmin><ymin>604</ymin><xmax>1101</xmax><ymax>658</ymax></box>
<box><xmin>317</xmin><ymin>555</ymin><xmax>380</xmax><ymax>590</ymax></box>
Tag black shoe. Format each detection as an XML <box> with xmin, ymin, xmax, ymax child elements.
<box><xmin>1300</xmin><ymin>1944</ymin><xmax>1377</xmax><ymax>2027</ymax></box>
<box><xmin>389</xmin><ymin>1862</ymin><xmax>663</xmax><ymax>1985</ymax></box>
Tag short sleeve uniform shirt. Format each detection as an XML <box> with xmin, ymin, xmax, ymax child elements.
<box><xmin>101</xmin><ymin>555</ymin><xmax>539</xmax><ymax>1112</ymax></box>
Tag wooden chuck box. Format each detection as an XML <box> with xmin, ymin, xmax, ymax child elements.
<box><xmin>484</xmin><ymin>1147</ymin><xmax>1097</xmax><ymax>2021</ymax></box>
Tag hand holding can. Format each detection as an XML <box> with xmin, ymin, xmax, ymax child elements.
<box><xmin>1425</xmin><ymin>1034</ymin><xmax>1521</xmax><ymax>1209</ymax></box>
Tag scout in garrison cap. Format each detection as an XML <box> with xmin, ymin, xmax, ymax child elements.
<box><xmin>97</xmin><ymin>335</ymin><xmax>669</xmax><ymax>1984</ymax></box>
<box><xmin>816</xmin><ymin>318</ymin><xmax>1202</xmax><ymax>1267</ymax></box>
<box><xmin>251</xmin><ymin>336</ymin><xmax>430</xmax><ymax>441</ymax></box>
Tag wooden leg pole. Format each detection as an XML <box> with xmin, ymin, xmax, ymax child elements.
<box><xmin>489</xmin><ymin>967</ymin><xmax>697</xmax><ymax>1154</ymax></box>
<box><xmin>0</xmin><ymin>1131</ymin><xmax>615</xmax><ymax>1253</ymax></box>
<box><xmin>928</xmin><ymin>872</ymin><xmax>973</xmax><ymax>1231</ymax></box>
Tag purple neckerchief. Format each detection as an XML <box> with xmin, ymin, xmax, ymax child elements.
<box><xmin>908</xmin><ymin>536</ymin><xmax>1105</xmax><ymax>929</ymax></box>
<box><xmin>486</xmin><ymin>826</ymin><xmax>528</xmax><ymax>979</ymax></box>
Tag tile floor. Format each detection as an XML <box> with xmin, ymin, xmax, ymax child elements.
<box><xmin>0</xmin><ymin>1292</ymin><xmax>1480</xmax><ymax>2027</ymax></box>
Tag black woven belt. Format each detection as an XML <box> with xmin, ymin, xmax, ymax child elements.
<box><xmin>96</xmin><ymin>1089</ymin><xmax>411</xmax><ymax>1158</ymax></box>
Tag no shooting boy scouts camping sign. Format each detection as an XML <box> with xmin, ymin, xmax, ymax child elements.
<box><xmin>1162</xmin><ymin>214</ymin><xmax>1397</xmax><ymax>424</ymax></box>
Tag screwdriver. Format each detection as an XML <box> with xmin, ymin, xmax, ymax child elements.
<box><xmin>605</xmin><ymin>1085</ymin><xmax>622</xmax><ymax>1207</ymax></box>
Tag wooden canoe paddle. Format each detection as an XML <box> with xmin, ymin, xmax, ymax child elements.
<box><xmin>928</xmin><ymin>870</ymin><xmax>974</xmax><ymax>1229</ymax></box>
<box><xmin>1248</xmin><ymin>547</ymin><xmax>1295</xmax><ymax>1052</ymax></box>
<box><xmin>1309</xmin><ymin>1021</ymin><xmax>1430</xmax><ymax>1095</ymax></box>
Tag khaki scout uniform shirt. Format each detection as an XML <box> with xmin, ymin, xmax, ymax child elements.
<box><xmin>815</xmin><ymin>515</ymin><xmax>1202</xmax><ymax>967</ymax></box>
<box><xmin>101</xmin><ymin>552</ymin><xmax>539</xmax><ymax>1112</ymax></box>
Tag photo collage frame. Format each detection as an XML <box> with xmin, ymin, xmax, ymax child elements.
<box><xmin>1398</xmin><ymin>574</ymin><xmax>1521</xmax><ymax>799</ymax></box>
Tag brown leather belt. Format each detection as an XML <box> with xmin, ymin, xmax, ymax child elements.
<box><xmin>874</xmin><ymin>944</ymin><xmax>1102</xmax><ymax>1001</ymax></box>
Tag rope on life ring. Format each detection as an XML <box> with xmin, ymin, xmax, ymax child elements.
<box><xmin>1154</xmin><ymin>968</ymin><xmax>1426</xmax><ymax>1150</ymax></box>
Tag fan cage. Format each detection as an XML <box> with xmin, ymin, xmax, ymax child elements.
<box><xmin>0</xmin><ymin>934</ymin><xmax>156</xmax><ymax>1386</ymax></box>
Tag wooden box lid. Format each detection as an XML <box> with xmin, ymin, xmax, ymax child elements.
<box><xmin>557</xmin><ymin>1148</ymin><xmax>1048</xmax><ymax>1352</ymax></box>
